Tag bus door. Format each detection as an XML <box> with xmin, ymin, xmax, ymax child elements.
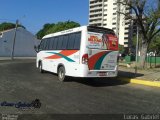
<box><xmin>87</xmin><ymin>32</ymin><xmax>118</xmax><ymax>71</ymax></box>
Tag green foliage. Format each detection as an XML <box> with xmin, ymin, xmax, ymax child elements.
<box><xmin>132</xmin><ymin>34</ymin><xmax>142</xmax><ymax>48</ymax></box>
<box><xmin>119</xmin><ymin>44</ymin><xmax>124</xmax><ymax>53</ymax></box>
<box><xmin>132</xmin><ymin>33</ymin><xmax>160</xmax><ymax>54</ymax></box>
<box><xmin>148</xmin><ymin>34</ymin><xmax>160</xmax><ymax>54</ymax></box>
<box><xmin>36</xmin><ymin>23</ymin><xmax>55</xmax><ymax>40</ymax></box>
<box><xmin>36</xmin><ymin>21</ymin><xmax>80</xmax><ymax>39</ymax></box>
<box><xmin>119</xmin><ymin>0</ymin><xmax>160</xmax><ymax>68</ymax></box>
<box><xmin>0</xmin><ymin>22</ymin><xmax>25</xmax><ymax>31</ymax></box>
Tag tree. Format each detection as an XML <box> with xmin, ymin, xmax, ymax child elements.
<box><xmin>132</xmin><ymin>34</ymin><xmax>143</xmax><ymax>52</ymax></box>
<box><xmin>0</xmin><ymin>22</ymin><xmax>25</xmax><ymax>31</ymax></box>
<box><xmin>118</xmin><ymin>0</ymin><xmax>160</xmax><ymax>68</ymax></box>
<box><xmin>36</xmin><ymin>21</ymin><xmax>80</xmax><ymax>39</ymax></box>
<box><xmin>148</xmin><ymin>33</ymin><xmax>160</xmax><ymax>55</ymax></box>
<box><xmin>36</xmin><ymin>23</ymin><xmax>55</xmax><ymax>39</ymax></box>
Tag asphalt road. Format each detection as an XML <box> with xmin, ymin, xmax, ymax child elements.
<box><xmin>0</xmin><ymin>59</ymin><xmax>160</xmax><ymax>118</ymax></box>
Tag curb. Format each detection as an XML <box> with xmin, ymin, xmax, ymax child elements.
<box><xmin>118</xmin><ymin>77</ymin><xmax>160</xmax><ymax>88</ymax></box>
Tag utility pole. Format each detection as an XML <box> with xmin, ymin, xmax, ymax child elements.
<box><xmin>116</xmin><ymin>0</ymin><xmax>120</xmax><ymax>36</ymax></box>
<box><xmin>11</xmin><ymin>19</ymin><xmax>18</xmax><ymax>60</ymax></box>
<box><xmin>135</xmin><ymin>25</ymin><xmax>139</xmax><ymax>76</ymax></box>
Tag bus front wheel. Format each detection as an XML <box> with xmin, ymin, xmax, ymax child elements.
<box><xmin>58</xmin><ymin>66</ymin><xmax>66</xmax><ymax>82</ymax></box>
<box><xmin>39</xmin><ymin>62</ymin><xmax>44</xmax><ymax>73</ymax></box>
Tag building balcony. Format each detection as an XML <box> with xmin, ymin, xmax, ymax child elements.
<box><xmin>89</xmin><ymin>16</ymin><xmax>102</xmax><ymax>20</ymax></box>
<box><xmin>125</xmin><ymin>19</ymin><xmax>131</xmax><ymax>23</ymax></box>
<box><xmin>90</xmin><ymin>2</ymin><xmax>102</xmax><ymax>6</ymax></box>
<box><xmin>124</xmin><ymin>29</ymin><xmax>129</xmax><ymax>33</ymax></box>
<box><xmin>124</xmin><ymin>44</ymin><xmax>128</xmax><ymax>47</ymax></box>
<box><xmin>124</xmin><ymin>34</ymin><xmax>129</xmax><ymax>38</ymax></box>
<box><xmin>125</xmin><ymin>23</ymin><xmax>130</xmax><ymax>28</ymax></box>
<box><xmin>90</xmin><ymin>6</ymin><xmax>102</xmax><ymax>11</ymax></box>
<box><xmin>89</xmin><ymin>11</ymin><xmax>102</xmax><ymax>15</ymax></box>
<box><xmin>89</xmin><ymin>20</ymin><xmax>102</xmax><ymax>25</ymax></box>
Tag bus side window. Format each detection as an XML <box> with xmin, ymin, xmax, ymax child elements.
<box><xmin>40</xmin><ymin>39</ymin><xmax>47</xmax><ymax>50</ymax></box>
<box><xmin>39</xmin><ymin>40</ymin><xmax>44</xmax><ymax>50</ymax></box>
<box><xmin>57</xmin><ymin>36</ymin><xmax>63</xmax><ymax>50</ymax></box>
<box><xmin>74</xmin><ymin>32</ymin><xmax>81</xmax><ymax>50</ymax></box>
<box><xmin>48</xmin><ymin>38</ymin><xmax>54</xmax><ymax>50</ymax></box>
<box><xmin>61</xmin><ymin>35</ymin><xmax>69</xmax><ymax>50</ymax></box>
<box><xmin>53</xmin><ymin>37</ymin><xmax>58</xmax><ymax>50</ymax></box>
<box><xmin>45</xmin><ymin>39</ymin><xmax>50</xmax><ymax>50</ymax></box>
<box><xmin>67</xmin><ymin>33</ymin><xmax>75</xmax><ymax>50</ymax></box>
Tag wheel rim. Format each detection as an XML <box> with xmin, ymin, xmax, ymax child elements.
<box><xmin>59</xmin><ymin>69</ymin><xmax>64</xmax><ymax>80</ymax></box>
<box><xmin>58</xmin><ymin>67</ymin><xmax>65</xmax><ymax>81</ymax></box>
<box><xmin>39</xmin><ymin>63</ymin><xmax>42</xmax><ymax>72</ymax></box>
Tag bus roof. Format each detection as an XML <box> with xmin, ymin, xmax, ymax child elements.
<box><xmin>42</xmin><ymin>26</ymin><xmax>86</xmax><ymax>39</ymax></box>
<box><xmin>42</xmin><ymin>26</ymin><xmax>115</xmax><ymax>39</ymax></box>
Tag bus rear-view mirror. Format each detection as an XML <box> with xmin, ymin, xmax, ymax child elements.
<box><xmin>34</xmin><ymin>45</ymin><xmax>40</xmax><ymax>53</ymax></box>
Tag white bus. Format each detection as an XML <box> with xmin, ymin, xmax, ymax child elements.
<box><xmin>36</xmin><ymin>26</ymin><xmax>119</xmax><ymax>81</ymax></box>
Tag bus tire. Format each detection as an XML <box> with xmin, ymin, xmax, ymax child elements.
<box><xmin>58</xmin><ymin>66</ymin><xmax>66</xmax><ymax>82</ymax></box>
<box><xmin>39</xmin><ymin>62</ymin><xmax>44</xmax><ymax>73</ymax></box>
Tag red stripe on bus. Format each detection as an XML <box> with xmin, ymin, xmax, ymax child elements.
<box><xmin>88</xmin><ymin>51</ymin><xmax>107</xmax><ymax>70</ymax></box>
<box><xmin>46</xmin><ymin>50</ymin><xmax>78</xmax><ymax>59</ymax></box>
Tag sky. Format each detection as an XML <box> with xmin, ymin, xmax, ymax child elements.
<box><xmin>0</xmin><ymin>0</ymin><xmax>89</xmax><ymax>34</ymax></box>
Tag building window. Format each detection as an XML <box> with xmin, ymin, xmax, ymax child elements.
<box><xmin>113</xmin><ymin>7</ymin><xmax>117</xmax><ymax>10</ymax></box>
<box><xmin>125</xmin><ymin>22</ymin><xmax>130</xmax><ymax>25</ymax></box>
<box><xmin>125</xmin><ymin>32</ymin><xmax>129</xmax><ymax>35</ymax></box>
<box><xmin>112</xmin><ymin>17</ymin><xmax>116</xmax><ymax>20</ymax></box>
<box><xmin>113</xmin><ymin>3</ymin><xmax>117</xmax><ymax>5</ymax></box>
<box><xmin>125</xmin><ymin>27</ymin><xmax>129</xmax><ymax>30</ymax></box>
<box><xmin>112</xmin><ymin>22</ymin><xmax>116</xmax><ymax>25</ymax></box>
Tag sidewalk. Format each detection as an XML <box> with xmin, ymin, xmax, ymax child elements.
<box><xmin>118</xmin><ymin>63</ymin><xmax>160</xmax><ymax>87</ymax></box>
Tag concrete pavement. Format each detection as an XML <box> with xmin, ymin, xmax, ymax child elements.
<box><xmin>1</xmin><ymin>57</ymin><xmax>160</xmax><ymax>88</ymax></box>
<box><xmin>118</xmin><ymin>65</ymin><xmax>160</xmax><ymax>88</ymax></box>
<box><xmin>0</xmin><ymin>59</ymin><xmax>160</xmax><ymax>115</ymax></box>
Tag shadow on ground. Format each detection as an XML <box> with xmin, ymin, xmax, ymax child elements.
<box><xmin>67</xmin><ymin>70</ymin><xmax>145</xmax><ymax>87</ymax></box>
<box><xmin>68</xmin><ymin>77</ymin><xmax>129</xmax><ymax>87</ymax></box>
<box><xmin>118</xmin><ymin>70</ymin><xmax>144</xmax><ymax>78</ymax></box>
<box><xmin>46</xmin><ymin>71</ymin><xmax>133</xmax><ymax>87</ymax></box>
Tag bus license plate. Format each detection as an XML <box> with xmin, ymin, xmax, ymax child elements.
<box><xmin>98</xmin><ymin>72</ymin><xmax>106</xmax><ymax>76</ymax></box>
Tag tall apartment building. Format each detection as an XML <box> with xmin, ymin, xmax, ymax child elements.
<box><xmin>89</xmin><ymin>0</ymin><xmax>131</xmax><ymax>48</ymax></box>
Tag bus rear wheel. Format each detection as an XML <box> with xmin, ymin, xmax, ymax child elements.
<box><xmin>58</xmin><ymin>66</ymin><xmax>66</xmax><ymax>82</ymax></box>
